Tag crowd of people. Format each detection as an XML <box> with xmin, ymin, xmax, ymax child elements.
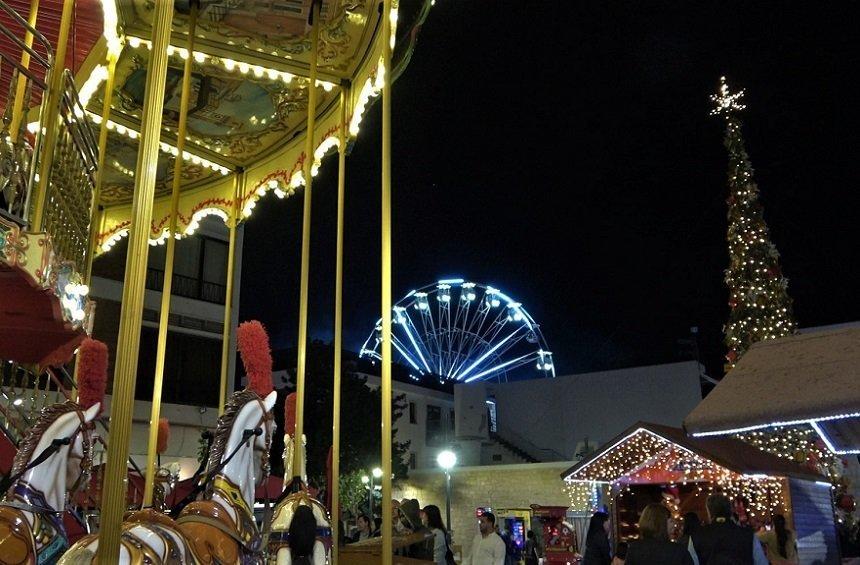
<box><xmin>345</xmin><ymin>498</ymin><xmax>453</xmax><ymax>565</ymax></box>
<box><xmin>582</xmin><ymin>494</ymin><xmax>798</xmax><ymax>565</ymax></box>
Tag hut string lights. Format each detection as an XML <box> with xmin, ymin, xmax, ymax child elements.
<box><xmin>562</xmin><ymin>425</ymin><xmax>801</xmax><ymax>521</ymax></box>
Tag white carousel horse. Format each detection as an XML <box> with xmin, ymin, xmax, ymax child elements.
<box><xmin>0</xmin><ymin>401</ymin><xmax>100</xmax><ymax>564</ymax></box>
<box><xmin>268</xmin><ymin>432</ymin><xmax>331</xmax><ymax>565</ymax></box>
<box><xmin>63</xmin><ymin>389</ymin><xmax>276</xmax><ymax>564</ymax></box>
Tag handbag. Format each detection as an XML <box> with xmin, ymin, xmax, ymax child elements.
<box><xmin>444</xmin><ymin>533</ymin><xmax>456</xmax><ymax>565</ymax></box>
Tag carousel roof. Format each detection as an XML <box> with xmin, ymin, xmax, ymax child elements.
<box><xmin>561</xmin><ymin>422</ymin><xmax>822</xmax><ymax>484</ymax></box>
<box><xmin>684</xmin><ymin>327</ymin><xmax>860</xmax><ymax>453</ymax></box>
<box><xmin>16</xmin><ymin>0</ymin><xmax>431</xmax><ymax>251</ymax></box>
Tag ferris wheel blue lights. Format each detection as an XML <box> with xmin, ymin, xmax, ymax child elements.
<box><xmin>359</xmin><ymin>278</ymin><xmax>556</xmax><ymax>383</ymax></box>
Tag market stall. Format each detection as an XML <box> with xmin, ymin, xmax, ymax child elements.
<box><xmin>560</xmin><ymin>422</ymin><xmax>839</xmax><ymax>562</ymax></box>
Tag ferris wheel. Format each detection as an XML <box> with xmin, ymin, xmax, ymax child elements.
<box><xmin>359</xmin><ymin>279</ymin><xmax>555</xmax><ymax>383</ymax></box>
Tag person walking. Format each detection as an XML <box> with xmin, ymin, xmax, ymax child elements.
<box><xmin>678</xmin><ymin>512</ymin><xmax>700</xmax><ymax>549</ymax></box>
<box><xmin>756</xmin><ymin>515</ymin><xmax>798</xmax><ymax>564</ymax></box>
<box><xmin>524</xmin><ymin>530</ymin><xmax>540</xmax><ymax>565</ymax></box>
<box><xmin>624</xmin><ymin>504</ymin><xmax>693</xmax><ymax>565</ymax></box>
<box><xmin>463</xmin><ymin>512</ymin><xmax>506</xmax><ymax>565</ymax></box>
<box><xmin>582</xmin><ymin>511</ymin><xmax>612</xmax><ymax>565</ymax></box>
<box><xmin>690</xmin><ymin>494</ymin><xmax>768</xmax><ymax>565</ymax></box>
<box><xmin>423</xmin><ymin>504</ymin><xmax>453</xmax><ymax>565</ymax></box>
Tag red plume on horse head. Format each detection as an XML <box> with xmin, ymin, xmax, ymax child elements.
<box><xmin>237</xmin><ymin>320</ymin><xmax>273</xmax><ymax>398</ymax></box>
<box><xmin>77</xmin><ymin>338</ymin><xmax>108</xmax><ymax>413</ymax></box>
<box><xmin>284</xmin><ymin>392</ymin><xmax>297</xmax><ymax>436</ymax></box>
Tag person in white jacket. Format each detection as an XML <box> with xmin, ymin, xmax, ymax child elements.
<box><xmin>464</xmin><ymin>513</ymin><xmax>506</xmax><ymax>565</ymax></box>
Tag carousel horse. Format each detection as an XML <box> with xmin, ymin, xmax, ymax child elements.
<box><xmin>63</xmin><ymin>388</ymin><xmax>277</xmax><ymax>564</ymax></box>
<box><xmin>268</xmin><ymin>393</ymin><xmax>331</xmax><ymax>565</ymax></box>
<box><xmin>0</xmin><ymin>401</ymin><xmax>100</xmax><ymax>564</ymax></box>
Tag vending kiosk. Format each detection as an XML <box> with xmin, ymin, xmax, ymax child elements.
<box><xmin>530</xmin><ymin>505</ymin><xmax>579</xmax><ymax>565</ymax></box>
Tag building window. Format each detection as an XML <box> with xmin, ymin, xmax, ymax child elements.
<box><xmin>426</xmin><ymin>405</ymin><xmax>443</xmax><ymax>446</ymax></box>
<box><xmin>409</xmin><ymin>402</ymin><xmax>417</xmax><ymax>424</ymax></box>
<box><xmin>409</xmin><ymin>452</ymin><xmax>417</xmax><ymax>470</ymax></box>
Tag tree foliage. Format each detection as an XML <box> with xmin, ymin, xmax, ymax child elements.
<box><xmin>270</xmin><ymin>341</ymin><xmax>411</xmax><ymax>488</ymax></box>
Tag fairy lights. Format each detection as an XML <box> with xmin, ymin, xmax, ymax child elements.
<box><xmin>711</xmin><ymin>76</ymin><xmax>746</xmax><ymax>116</ymax></box>
<box><xmin>716</xmin><ymin>78</ymin><xmax>795</xmax><ymax>368</ymax></box>
<box><xmin>564</xmin><ymin>428</ymin><xmax>790</xmax><ymax>520</ymax></box>
<box><xmin>124</xmin><ymin>35</ymin><xmax>336</xmax><ymax>91</ymax></box>
<box><xmin>87</xmin><ymin>112</ymin><xmax>231</xmax><ymax>175</ymax></box>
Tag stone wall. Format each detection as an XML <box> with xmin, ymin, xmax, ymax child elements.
<box><xmin>394</xmin><ymin>461</ymin><xmax>574</xmax><ymax>557</ymax></box>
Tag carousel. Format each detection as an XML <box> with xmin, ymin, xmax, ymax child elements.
<box><xmin>0</xmin><ymin>0</ymin><xmax>436</xmax><ymax>562</ymax></box>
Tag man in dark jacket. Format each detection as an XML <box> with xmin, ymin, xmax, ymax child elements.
<box><xmin>690</xmin><ymin>494</ymin><xmax>768</xmax><ymax>565</ymax></box>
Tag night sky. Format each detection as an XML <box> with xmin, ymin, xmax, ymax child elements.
<box><xmin>239</xmin><ymin>2</ymin><xmax>859</xmax><ymax>380</ymax></box>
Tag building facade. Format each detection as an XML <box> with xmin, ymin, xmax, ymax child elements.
<box><xmin>89</xmin><ymin>216</ymin><xmax>243</xmax><ymax>475</ymax></box>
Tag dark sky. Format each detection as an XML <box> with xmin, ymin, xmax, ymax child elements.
<box><xmin>239</xmin><ymin>2</ymin><xmax>859</xmax><ymax>380</ymax></box>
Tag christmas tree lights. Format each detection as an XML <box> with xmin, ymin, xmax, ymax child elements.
<box><xmin>713</xmin><ymin>77</ymin><xmax>796</xmax><ymax>369</ymax></box>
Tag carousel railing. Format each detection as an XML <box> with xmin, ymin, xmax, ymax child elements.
<box><xmin>0</xmin><ymin>0</ymin><xmax>53</xmax><ymax>225</ymax></box>
<box><xmin>0</xmin><ymin>360</ymin><xmax>75</xmax><ymax>444</ymax></box>
<box><xmin>0</xmin><ymin>3</ymin><xmax>97</xmax><ymax>276</ymax></box>
<box><xmin>37</xmin><ymin>69</ymin><xmax>99</xmax><ymax>274</ymax></box>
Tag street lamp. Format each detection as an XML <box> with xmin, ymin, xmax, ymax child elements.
<box><xmin>364</xmin><ymin>468</ymin><xmax>383</xmax><ymax>518</ymax></box>
<box><xmin>437</xmin><ymin>450</ymin><xmax>457</xmax><ymax>533</ymax></box>
<box><xmin>361</xmin><ymin>474</ymin><xmax>371</xmax><ymax>517</ymax></box>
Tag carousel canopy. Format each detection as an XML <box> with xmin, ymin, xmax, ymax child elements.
<box><xmin>561</xmin><ymin>422</ymin><xmax>822</xmax><ymax>484</ymax></box>
<box><xmin>684</xmin><ymin>327</ymin><xmax>860</xmax><ymax>454</ymax></box>
<box><xmin>32</xmin><ymin>0</ymin><xmax>430</xmax><ymax>252</ymax></box>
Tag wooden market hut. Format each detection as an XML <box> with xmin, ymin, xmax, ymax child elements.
<box><xmin>560</xmin><ymin>422</ymin><xmax>839</xmax><ymax>563</ymax></box>
<box><xmin>684</xmin><ymin>326</ymin><xmax>860</xmax><ymax>454</ymax></box>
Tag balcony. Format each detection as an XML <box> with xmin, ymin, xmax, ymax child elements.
<box><xmin>0</xmin><ymin>0</ymin><xmax>98</xmax><ymax>365</ymax></box>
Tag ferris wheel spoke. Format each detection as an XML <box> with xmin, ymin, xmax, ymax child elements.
<box><xmin>462</xmin><ymin>330</ymin><xmax>530</xmax><ymax>381</ymax></box>
<box><xmin>447</xmin><ymin>300</ymin><xmax>475</xmax><ymax>378</ymax></box>
<box><xmin>391</xmin><ymin>334</ymin><xmax>424</xmax><ymax>373</ymax></box>
<box><xmin>400</xmin><ymin>310</ymin><xmax>434</xmax><ymax>374</ymax></box>
<box><xmin>453</xmin><ymin>325</ymin><xmax>527</xmax><ymax>381</ymax></box>
<box><xmin>462</xmin><ymin>308</ymin><xmax>512</xmax><ymax>370</ymax></box>
<box><xmin>463</xmin><ymin>352</ymin><xmax>539</xmax><ymax>383</ymax></box>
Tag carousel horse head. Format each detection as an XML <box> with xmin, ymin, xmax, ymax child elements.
<box><xmin>0</xmin><ymin>401</ymin><xmax>99</xmax><ymax>565</ymax></box>
<box><xmin>6</xmin><ymin>401</ymin><xmax>100</xmax><ymax>509</ymax></box>
<box><xmin>206</xmin><ymin>388</ymin><xmax>277</xmax><ymax>498</ymax></box>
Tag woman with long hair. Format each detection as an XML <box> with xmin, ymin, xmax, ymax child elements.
<box><xmin>583</xmin><ymin>511</ymin><xmax>612</xmax><ymax>565</ymax></box>
<box><xmin>757</xmin><ymin>514</ymin><xmax>798</xmax><ymax>564</ymax></box>
<box><xmin>422</xmin><ymin>504</ymin><xmax>451</xmax><ymax>565</ymax></box>
<box><xmin>624</xmin><ymin>504</ymin><xmax>692</xmax><ymax>565</ymax></box>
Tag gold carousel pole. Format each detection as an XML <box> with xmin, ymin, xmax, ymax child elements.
<box><xmin>218</xmin><ymin>169</ymin><xmax>243</xmax><ymax>414</ymax></box>
<box><xmin>9</xmin><ymin>0</ymin><xmax>40</xmax><ymax>142</ymax></box>
<box><xmin>331</xmin><ymin>83</ymin><xmax>349</xmax><ymax>565</ymax></box>
<box><xmin>30</xmin><ymin>0</ymin><xmax>74</xmax><ymax>230</ymax></box>
<box><xmin>98</xmin><ymin>2</ymin><xmax>173</xmax><ymax>560</ymax></box>
<box><xmin>71</xmin><ymin>50</ymin><xmax>118</xmax><ymax>402</ymax></box>
<box><xmin>380</xmin><ymin>0</ymin><xmax>394</xmax><ymax>564</ymax></box>
<box><xmin>292</xmin><ymin>0</ymin><xmax>321</xmax><ymax>479</ymax></box>
<box><xmin>142</xmin><ymin>1</ymin><xmax>199</xmax><ymax>506</ymax></box>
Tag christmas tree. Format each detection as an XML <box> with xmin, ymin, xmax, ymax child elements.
<box><xmin>712</xmin><ymin>77</ymin><xmax>796</xmax><ymax>370</ymax></box>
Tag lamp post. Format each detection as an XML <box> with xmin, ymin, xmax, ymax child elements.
<box><xmin>437</xmin><ymin>450</ymin><xmax>457</xmax><ymax>534</ymax></box>
<box><xmin>361</xmin><ymin>474</ymin><xmax>371</xmax><ymax>518</ymax></box>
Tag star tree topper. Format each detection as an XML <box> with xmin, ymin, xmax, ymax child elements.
<box><xmin>711</xmin><ymin>76</ymin><xmax>746</xmax><ymax>117</ymax></box>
